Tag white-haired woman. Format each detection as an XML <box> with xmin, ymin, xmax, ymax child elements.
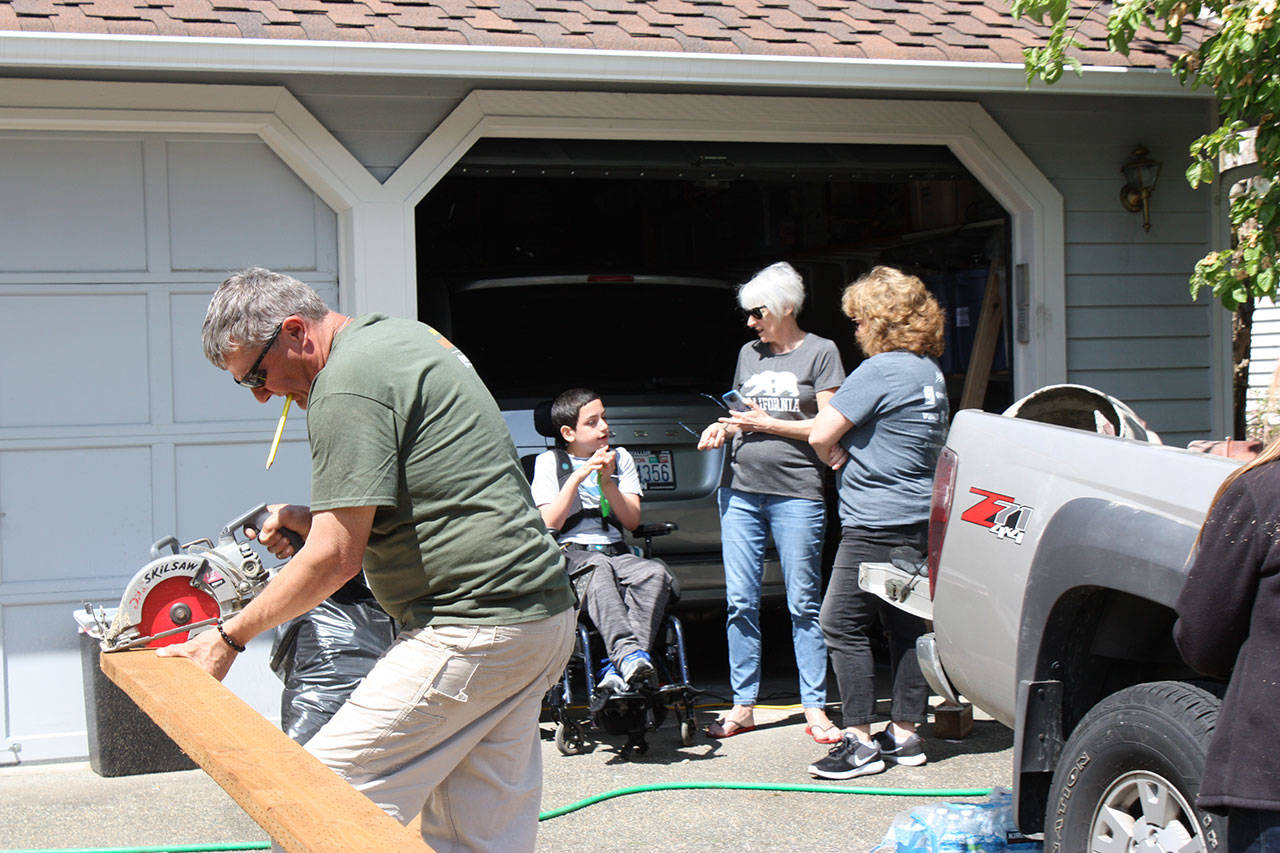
<box><xmin>697</xmin><ymin>261</ymin><xmax>846</xmax><ymax>742</ymax></box>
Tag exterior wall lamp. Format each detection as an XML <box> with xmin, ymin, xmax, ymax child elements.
<box><xmin>1120</xmin><ymin>145</ymin><xmax>1162</xmax><ymax>232</ymax></box>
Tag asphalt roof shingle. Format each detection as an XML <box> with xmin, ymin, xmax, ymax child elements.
<box><xmin>0</xmin><ymin>0</ymin><xmax>1204</xmax><ymax>67</ymax></box>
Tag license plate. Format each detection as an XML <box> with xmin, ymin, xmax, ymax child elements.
<box><xmin>632</xmin><ymin>449</ymin><xmax>676</xmax><ymax>491</ymax></box>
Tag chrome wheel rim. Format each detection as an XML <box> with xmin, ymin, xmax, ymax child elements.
<box><xmin>1089</xmin><ymin>770</ymin><xmax>1205</xmax><ymax>852</ymax></box>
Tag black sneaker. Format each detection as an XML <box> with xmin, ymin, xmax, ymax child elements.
<box><xmin>872</xmin><ymin>730</ymin><xmax>927</xmax><ymax>766</ymax></box>
<box><xmin>807</xmin><ymin>735</ymin><xmax>886</xmax><ymax>780</ymax></box>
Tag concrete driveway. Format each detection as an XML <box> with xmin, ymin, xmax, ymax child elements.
<box><xmin>1</xmin><ymin>611</ymin><xmax>1015</xmax><ymax>852</ymax></box>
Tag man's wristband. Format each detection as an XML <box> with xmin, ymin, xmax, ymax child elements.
<box><xmin>216</xmin><ymin>620</ymin><xmax>246</xmax><ymax>653</ymax></box>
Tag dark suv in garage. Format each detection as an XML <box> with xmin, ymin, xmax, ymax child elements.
<box><xmin>440</xmin><ymin>272</ymin><xmax>786</xmax><ymax>605</ymax></box>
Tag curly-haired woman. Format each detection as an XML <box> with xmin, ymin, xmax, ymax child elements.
<box><xmin>805</xmin><ymin>265</ymin><xmax>949</xmax><ymax>780</ymax></box>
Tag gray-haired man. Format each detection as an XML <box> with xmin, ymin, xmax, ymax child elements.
<box><xmin>159</xmin><ymin>267</ymin><xmax>575</xmax><ymax>852</ymax></box>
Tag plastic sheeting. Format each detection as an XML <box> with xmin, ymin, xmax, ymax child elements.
<box><xmin>873</xmin><ymin>789</ymin><xmax>1042</xmax><ymax>852</ymax></box>
<box><xmin>269</xmin><ymin>577</ymin><xmax>396</xmax><ymax>745</ymax></box>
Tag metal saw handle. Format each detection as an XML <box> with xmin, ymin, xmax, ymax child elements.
<box><xmin>150</xmin><ymin>535</ymin><xmax>181</xmax><ymax>559</ymax></box>
<box><xmin>221</xmin><ymin>503</ymin><xmax>305</xmax><ymax>551</ymax></box>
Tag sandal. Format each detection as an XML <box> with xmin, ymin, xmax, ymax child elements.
<box><xmin>706</xmin><ymin>718</ymin><xmax>756</xmax><ymax>739</ymax></box>
<box><xmin>804</xmin><ymin>723</ymin><xmax>844</xmax><ymax>744</ymax></box>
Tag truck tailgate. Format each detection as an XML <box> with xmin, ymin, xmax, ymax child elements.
<box><xmin>858</xmin><ymin>561</ymin><xmax>933</xmax><ymax>621</ymax></box>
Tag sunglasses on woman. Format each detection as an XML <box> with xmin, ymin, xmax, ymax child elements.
<box><xmin>739</xmin><ymin>306</ymin><xmax>767</xmax><ymax>320</ymax></box>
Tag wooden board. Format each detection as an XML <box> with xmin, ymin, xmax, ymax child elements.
<box><xmin>959</xmin><ymin>262</ymin><xmax>1005</xmax><ymax>412</ymax></box>
<box><xmin>100</xmin><ymin>649</ymin><xmax>430</xmax><ymax>853</ymax></box>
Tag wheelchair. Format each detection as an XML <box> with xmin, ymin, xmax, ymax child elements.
<box><xmin>523</xmin><ymin>400</ymin><xmax>698</xmax><ymax>760</ymax></box>
<box><xmin>543</xmin><ymin>522</ymin><xmax>699</xmax><ymax>760</ymax></box>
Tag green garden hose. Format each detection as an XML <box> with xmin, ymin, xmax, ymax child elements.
<box><xmin>538</xmin><ymin>780</ymin><xmax>995</xmax><ymax>820</ymax></box>
<box><xmin>4</xmin><ymin>782</ymin><xmax>995</xmax><ymax>853</ymax></box>
<box><xmin>4</xmin><ymin>840</ymin><xmax>270</xmax><ymax>845</ymax></box>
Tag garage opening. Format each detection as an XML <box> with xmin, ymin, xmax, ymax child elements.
<box><xmin>415</xmin><ymin>138</ymin><xmax>1013</xmax><ymax>415</ymax></box>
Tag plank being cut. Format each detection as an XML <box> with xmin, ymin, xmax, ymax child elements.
<box><xmin>100</xmin><ymin>649</ymin><xmax>430</xmax><ymax>852</ymax></box>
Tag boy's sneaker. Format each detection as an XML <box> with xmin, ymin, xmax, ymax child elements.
<box><xmin>619</xmin><ymin>650</ymin><xmax>655</xmax><ymax>687</ymax></box>
<box><xmin>872</xmin><ymin>729</ymin><xmax>927</xmax><ymax>766</ymax></box>
<box><xmin>807</xmin><ymin>735</ymin><xmax>886</xmax><ymax>780</ymax></box>
<box><xmin>596</xmin><ymin>663</ymin><xmax>626</xmax><ymax>694</ymax></box>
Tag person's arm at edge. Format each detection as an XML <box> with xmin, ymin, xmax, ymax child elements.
<box><xmin>809</xmin><ymin>400</ymin><xmax>853</xmax><ymax>469</ymax></box>
<box><xmin>157</xmin><ymin>504</ymin><xmax>376</xmax><ymax>680</ymax></box>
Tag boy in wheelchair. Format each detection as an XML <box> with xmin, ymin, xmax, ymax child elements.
<box><xmin>530</xmin><ymin>388</ymin><xmax>675</xmax><ymax>693</ymax></box>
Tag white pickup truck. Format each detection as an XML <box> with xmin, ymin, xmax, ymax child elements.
<box><xmin>893</xmin><ymin>409</ymin><xmax>1239</xmax><ymax>852</ymax></box>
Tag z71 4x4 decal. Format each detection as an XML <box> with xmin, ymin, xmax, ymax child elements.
<box><xmin>960</xmin><ymin>488</ymin><xmax>1033</xmax><ymax>545</ymax></box>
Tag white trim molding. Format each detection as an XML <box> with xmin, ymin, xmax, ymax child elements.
<box><xmin>0</xmin><ymin>80</ymin><xmax>1069</xmax><ymax>393</ymax></box>
<box><xmin>0</xmin><ymin>31</ymin><xmax>1213</xmax><ymax>99</ymax></box>
<box><xmin>390</xmin><ymin>90</ymin><xmax>1068</xmax><ymax>395</ymax></box>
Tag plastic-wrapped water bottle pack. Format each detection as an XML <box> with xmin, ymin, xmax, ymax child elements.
<box><xmin>872</xmin><ymin>789</ymin><xmax>1042</xmax><ymax>852</ymax></box>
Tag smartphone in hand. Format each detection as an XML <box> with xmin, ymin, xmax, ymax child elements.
<box><xmin>721</xmin><ymin>390</ymin><xmax>751</xmax><ymax>412</ymax></box>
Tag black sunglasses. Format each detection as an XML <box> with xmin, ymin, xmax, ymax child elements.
<box><xmin>740</xmin><ymin>305</ymin><xmax>766</xmax><ymax>320</ymax></box>
<box><xmin>234</xmin><ymin>323</ymin><xmax>283</xmax><ymax>389</ymax></box>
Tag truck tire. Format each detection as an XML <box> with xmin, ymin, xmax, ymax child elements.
<box><xmin>1045</xmin><ymin>680</ymin><xmax>1223</xmax><ymax>853</ymax></box>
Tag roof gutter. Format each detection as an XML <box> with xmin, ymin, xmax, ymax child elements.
<box><xmin>0</xmin><ymin>31</ymin><xmax>1207</xmax><ymax>98</ymax></box>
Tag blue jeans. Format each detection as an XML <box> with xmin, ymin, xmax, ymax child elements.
<box><xmin>718</xmin><ymin>487</ymin><xmax>828</xmax><ymax>708</ymax></box>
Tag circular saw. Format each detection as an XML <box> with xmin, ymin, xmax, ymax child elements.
<box><xmin>74</xmin><ymin>504</ymin><xmax>299</xmax><ymax>652</ymax></box>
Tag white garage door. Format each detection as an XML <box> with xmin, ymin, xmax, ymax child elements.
<box><xmin>0</xmin><ymin>131</ymin><xmax>338</xmax><ymax>764</ymax></box>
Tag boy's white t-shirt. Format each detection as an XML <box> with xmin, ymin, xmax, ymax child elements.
<box><xmin>531</xmin><ymin>447</ymin><xmax>643</xmax><ymax>545</ymax></box>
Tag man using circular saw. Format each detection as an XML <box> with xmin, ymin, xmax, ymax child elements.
<box><xmin>158</xmin><ymin>267</ymin><xmax>576</xmax><ymax>852</ymax></box>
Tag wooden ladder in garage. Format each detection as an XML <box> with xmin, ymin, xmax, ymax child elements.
<box><xmin>101</xmin><ymin>649</ymin><xmax>432</xmax><ymax>853</ymax></box>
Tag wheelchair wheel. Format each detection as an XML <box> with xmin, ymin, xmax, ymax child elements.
<box><xmin>556</xmin><ymin>720</ymin><xmax>587</xmax><ymax>756</ymax></box>
<box><xmin>680</xmin><ymin>718</ymin><xmax>697</xmax><ymax>747</ymax></box>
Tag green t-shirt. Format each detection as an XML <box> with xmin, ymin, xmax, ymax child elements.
<box><xmin>306</xmin><ymin>314</ymin><xmax>573</xmax><ymax>628</ymax></box>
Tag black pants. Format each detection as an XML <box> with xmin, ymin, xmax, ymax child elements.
<box><xmin>819</xmin><ymin>524</ymin><xmax>930</xmax><ymax>726</ymax></box>
<box><xmin>1228</xmin><ymin>808</ymin><xmax>1280</xmax><ymax>852</ymax></box>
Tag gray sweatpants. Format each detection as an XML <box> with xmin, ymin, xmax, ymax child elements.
<box><xmin>570</xmin><ymin>550</ymin><xmax>672</xmax><ymax>667</ymax></box>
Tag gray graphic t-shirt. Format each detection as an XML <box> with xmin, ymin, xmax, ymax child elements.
<box><xmin>726</xmin><ymin>334</ymin><xmax>846</xmax><ymax>501</ymax></box>
<box><xmin>830</xmin><ymin>350</ymin><xmax>949</xmax><ymax>529</ymax></box>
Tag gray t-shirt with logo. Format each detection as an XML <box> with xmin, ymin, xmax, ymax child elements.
<box><xmin>726</xmin><ymin>333</ymin><xmax>846</xmax><ymax>502</ymax></box>
<box><xmin>830</xmin><ymin>350</ymin><xmax>949</xmax><ymax>529</ymax></box>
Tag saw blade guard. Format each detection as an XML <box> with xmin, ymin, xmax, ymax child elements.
<box><xmin>136</xmin><ymin>576</ymin><xmax>221</xmax><ymax>647</ymax></box>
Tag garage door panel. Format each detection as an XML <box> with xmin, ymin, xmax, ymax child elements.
<box><xmin>0</xmin><ymin>446</ymin><xmax>153</xmax><ymax>585</ymax></box>
<box><xmin>166</xmin><ymin>140</ymin><xmax>327</xmax><ymax>273</ymax></box>
<box><xmin>0</xmin><ymin>122</ymin><xmax>337</xmax><ymax>763</ymax></box>
<box><xmin>170</xmin><ymin>286</ymin><xmax>339</xmax><ymax>423</ymax></box>
<box><xmin>169</xmin><ymin>292</ymin><xmax>275</xmax><ymax>423</ymax></box>
<box><xmin>174</xmin><ymin>441</ymin><xmax>311</xmax><ymax>543</ymax></box>
<box><xmin>0</xmin><ymin>294</ymin><xmax>150</xmax><ymax>428</ymax></box>
<box><xmin>0</xmin><ymin>137</ymin><xmax>147</xmax><ymax>273</ymax></box>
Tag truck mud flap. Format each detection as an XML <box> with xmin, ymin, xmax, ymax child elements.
<box><xmin>1014</xmin><ymin>678</ymin><xmax>1064</xmax><ymax>832</ymax></box>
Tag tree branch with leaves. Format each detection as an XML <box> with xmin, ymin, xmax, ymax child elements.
<box><xmin>1011</xmin><ymin>0</ymin><xmax>1279</xmax><ymax>309</ymax></box>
